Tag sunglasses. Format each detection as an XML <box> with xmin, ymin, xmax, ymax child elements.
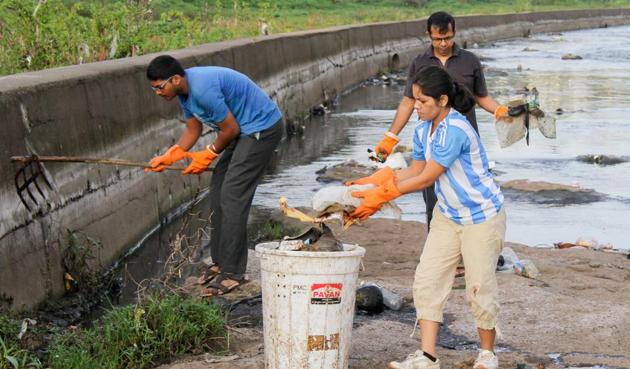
<box><xmin>151</xmin><ymin>76</ymin><xmax>173</xmax><ymax>91</ymax></box>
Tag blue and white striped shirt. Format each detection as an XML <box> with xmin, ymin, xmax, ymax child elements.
<box><xmin>412</xmin><ymin>109</ymin><xmax>503</xmax><ymax>225</ymax></box>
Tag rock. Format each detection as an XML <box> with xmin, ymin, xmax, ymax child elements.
<box><xmin>355</xmin><ymin>285</ymin><xmax>383</xmax><ymax>314</ymax></box>
<box><xmin>499</xmin><ymin>179</ymin><xmax>606</xmax><ymax>205</ymax></box>
<box><xmin>484</xmin><ymin>68</ymin><xmax>510</xmax><ymax>77</ymax></box>
<box><xmin>316</xmin><ymin>160</ymin><xmax>376</xmax><ymax>183</ymax></box>
<box><xmin>562</xmin><ymin>53</ymin><xmax>583</xmax><ymax>60</ymax></box>
<box><xmin>311</xmin><ymin>104</ymin><xmax>327</xmax><ymax>116</ymax></box>
<box><xmin>576</xmin><ymin>154</ymin><xmax>627</xmax><ymax>166</ymax></box>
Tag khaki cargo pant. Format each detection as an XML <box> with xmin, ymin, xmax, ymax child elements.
<box><xmin>412</xmin><ymin>207</ymin><xmax>506</xmax><ymax>330</ymax></box>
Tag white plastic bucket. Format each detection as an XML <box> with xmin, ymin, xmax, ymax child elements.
<box><xmin>256</xmin><ymin>242</ymin><xmax>366</xmax><ymax>369</ymax></box>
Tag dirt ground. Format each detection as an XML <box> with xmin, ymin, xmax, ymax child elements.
<box><xmin>157</xmin><ymin>216</ymin><xmax>630</xmax><ymax>369</ymax></box>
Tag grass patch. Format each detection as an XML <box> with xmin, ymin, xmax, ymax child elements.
<box><xmin>2</xmin><ymin>0</ymin><xmax>630</xmax><ymax>76</ymax></box>
<box><xmin>0</xmin><ymin>316</ymin><xmax>42</xmax><ymax>369</ymax></box>
<box><xmin>47</xmin><ymin>295</ymin><xmax>225</xmax><ymax>369</ymax></box>
<box><xmin>256</xmin><ymin>219</ymin><xmax>286</xmax><ymax>241</ymax></box>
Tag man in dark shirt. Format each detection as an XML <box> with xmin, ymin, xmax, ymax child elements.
<box><xmin>373</xmin><ymin>11</ymin><xmax>508</xmax><ymax>230</ymax></box>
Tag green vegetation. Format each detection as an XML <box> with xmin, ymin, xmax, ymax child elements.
<box><xmin>48</xmin><ymin>295</ymin><xmax>225</xmax><ymax>369</ymax></box>
<box><xmin>255</xmin><ymin>218</ymin><xmax>287</xmax><ymax>241</ymax></box>
<box><xmin>0</xmin><ymin>222</ymin><xmax>226</xmax><ymax>369</ymax></box>
<box><xmin>1</xmin><ymin>0</ymin><xmax>629</xmax><ymax>76</ymax></box>
<box><xmin>0</xmin><ymin>316</ymin><xmax>42</xmax><ymax>369</ymax></box>
<box><xmin>0</xmin><ymin>295</ymin><xmax>224</xmax><ymax>369</ymax></box>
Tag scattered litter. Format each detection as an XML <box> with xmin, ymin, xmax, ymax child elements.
<box><xmin>204</xmin><ymin>353</ymin><xmax>240</xmax><ymax>363</ymax></box>
<box><xmin>513</xmin><ymin>259</ymin><xmax>540</xmax><ymax>279</ymax></box>
<box><xmin>498</xmin><ymin>247</ymin><xmax>541</xmax><ymax>279</ymax></box>
<box><xmin>561</xmin><ymin>53</ymin><xmax>583</xmax><ymax>60</ymax></box>
<box><xmin>497</xmin><ymin>247</ymin><xmax>520</xmax><ymax>272</ymax></box>
<box><xmin>554</xmin><ymin>237</ymin><xmax>616</xmax><ymax>252</ymax></box>
<box><xmin>278</xmin><ymin>224</ymin><xmax>343</xmax><ymax>252</ymax></box>
<box><xmin>360</xmin><ymin>281</ymin><xmax>403</xmax><ymax>311</ymax></box>
<box><xmin>17</xmin><ymin>318</ymin><xmax>37</xmax><ymax>340</ymax></box>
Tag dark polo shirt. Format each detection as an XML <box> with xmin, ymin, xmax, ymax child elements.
<box><xmin>404</xmin><ymin>44</ymin><xmax>488</xmax><ymax>133</ymax></box>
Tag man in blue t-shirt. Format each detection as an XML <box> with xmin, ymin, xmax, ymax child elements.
<box><xmin>146</xmin><ymin>55</ymin><xmax>283</xmax><ymax>296</ymax></box>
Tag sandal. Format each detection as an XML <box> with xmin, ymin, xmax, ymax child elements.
<box><xmin>196</xmin><ymin>263</ymin><xmax>221</xmax><ymax>285</ymax></box>
<box><xmin>201</xmin><ymin>273</ymin><xmax>248</xmax><ymax>297</ymax></box>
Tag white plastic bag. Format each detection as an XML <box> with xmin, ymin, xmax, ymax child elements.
<box><xmin>312</xmin><ymin>184</ymin><xmax>401</xmax><ymax>218</ymax></box>
<box><xmin>312</xmin><ymin>184</ymin><xmax>373</xmax><ymax>212</ymax></box>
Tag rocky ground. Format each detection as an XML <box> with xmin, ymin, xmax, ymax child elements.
<box><xmin>156</xmin><ymin>214</ymin><xmax>630</xmax><ymax>369</ymax></box>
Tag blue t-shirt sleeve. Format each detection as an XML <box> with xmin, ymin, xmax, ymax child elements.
<box><xmin>431</xmin><ymin>126</ymin><xmax>468</xmax><ymax>168</ymax></box>
<box><xmin>412</xmin><ymin>124</ymin><xmax>426</xmax><ymax>161</ymax></box>
<box><xmin>196</xmin><ymin>88</ymin><xmax>229</xmax><ymax>124</ymax></box>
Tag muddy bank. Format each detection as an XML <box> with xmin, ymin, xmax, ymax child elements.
<box><xmin>157</xmin><ymin>215</ymin><xmax>630</xmax><ymax>369</ymax></box>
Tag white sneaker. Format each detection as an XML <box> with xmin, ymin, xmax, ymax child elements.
<box><xmin>473</xmin><ymin>349</ymin><xmax>498</xmax><ymax>369</ymax></box>
<box><xmin>388</xmin><ymin>350</ymin><xmax>440</xmax><ymax>369</ymax></box>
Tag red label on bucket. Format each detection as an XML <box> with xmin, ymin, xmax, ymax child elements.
<box><xmin>310</xmin><ymin>283</ymin><xmax>342</xmax><ymax>304</ymax></box>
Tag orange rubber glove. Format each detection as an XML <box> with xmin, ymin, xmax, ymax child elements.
<box><xmin>374</xmin><ymin>132</ymin><xmax>400</xmax><ymax>160</ymax></box>
<box><xmin>345</xmin><ymin>166</ymin><xmax>395</xmax><ymax>186</ymax></box>
<box><xmin>182</xmin><ymin>145</ymin><xmax>218</xmax><ymax>175</ymax></box>
<box><xmin>494</xmin><ymin>105</ymin><xmax>508</xmax><ymax>120</ymax></box>
<box><xmin>147</xmin><ymin>145</ymin><xmax>188</xmax><ymax>172</ymax></box>
<box><xmin>351</xmin><ymin>177</ymin><xmax>402</xmax><ymax>220</ymax></box>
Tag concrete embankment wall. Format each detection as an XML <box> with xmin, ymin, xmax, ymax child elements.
<box><xmin>1</xmin><ymin>9</ymin><xmax>629</xmax><ymax>309</ymax></box>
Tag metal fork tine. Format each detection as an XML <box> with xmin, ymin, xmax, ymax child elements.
<box><xmin>15</xmin><ymin>164</ymin><xmax>32</xmax><ymax>211</ymax></box>
<box><xmin>31</xmin><ymin>163</ymin><xmax>47</xmax><ymax>202</ymax></box>
<box><xmin>24</xmin><ymin>164</ymin><xmax>39</xmax><ymax>206</ymax></box>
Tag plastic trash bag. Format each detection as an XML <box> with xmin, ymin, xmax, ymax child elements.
<box><xmin>378</xmin><ymin>152</ymin><xmax>408</xmax><ymax>170</ymax></box>
<box><xmin>496</xmin><ymin>89</ymin><xmax>556</xmax><ymax>148</ymax></box>
<box><xmin>312</xmin><ymin>184</ymin><xmax>401</xmax><ymax>219</ymax></box>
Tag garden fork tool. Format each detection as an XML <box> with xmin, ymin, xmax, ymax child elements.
<box><xmin>10</xmin><ymin>155</ymin><xmax>212</xmax><ymax>211</ymax></box>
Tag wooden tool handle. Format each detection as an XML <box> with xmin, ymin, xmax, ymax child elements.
<box><xmin>10</xmin><ymin>155</ymin><xmax>212</xmax><ymax>172</ymax></box>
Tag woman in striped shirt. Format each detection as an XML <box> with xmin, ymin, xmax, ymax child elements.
<box><xmin>348</xmin><ymin>65</ymin><xmax>506</xmax><ymax>369</ymax></box>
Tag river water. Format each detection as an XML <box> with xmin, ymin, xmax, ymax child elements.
<box><xmin>254</xmin><ymin>24</ymin><xmax>630</xmax><ymax>250</ymax></box>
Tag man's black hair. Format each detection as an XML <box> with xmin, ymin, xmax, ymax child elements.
<box><xmin>426</xmin><ymin>11</ymin><xmax>455</xmax><ymax>34</ymax></box>
<box><xmin>146</xmin><ymin>55</ymin><xmax>185</xmax><ymax>81</ymax></box>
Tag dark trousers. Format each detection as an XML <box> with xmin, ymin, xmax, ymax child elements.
<box><xmin>208</xmin><ymin>120</ymin><xmax>283</xmax><ymax>277</ymax></box>
<box><xmin>422</xmin><ymin>184</ymin><xmax>438</xmax><ymax>232</ymax></box>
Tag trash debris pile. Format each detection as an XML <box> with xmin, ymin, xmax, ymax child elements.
<box><xmin>275</xmin><ymin>182</ymin><xmax>403</xmax><ymax>252</ymax></box>
<box><xmin>355</xmin><ymin>281</ymin><xmax>404</xmax><ymax>314</ymax></box>
<box><xmin>497</xmin><ymin>247</ymin><xmax>540</xmax><ymax>279</ymax></box>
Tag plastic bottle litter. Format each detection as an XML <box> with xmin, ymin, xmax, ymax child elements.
<box><xmin>380</xmin><ymin>286</ymin><xmax>404</xmax><ymax>311</ymax></box>
<box><xmin>498</xmin><ymin>247</ymin><xmax>520</xmax><ymax>272</ymax></box>
<box><xmin>513</xmin><ymin>259</ymin><xmax>540</xmax><ymax>279</ymax></box>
